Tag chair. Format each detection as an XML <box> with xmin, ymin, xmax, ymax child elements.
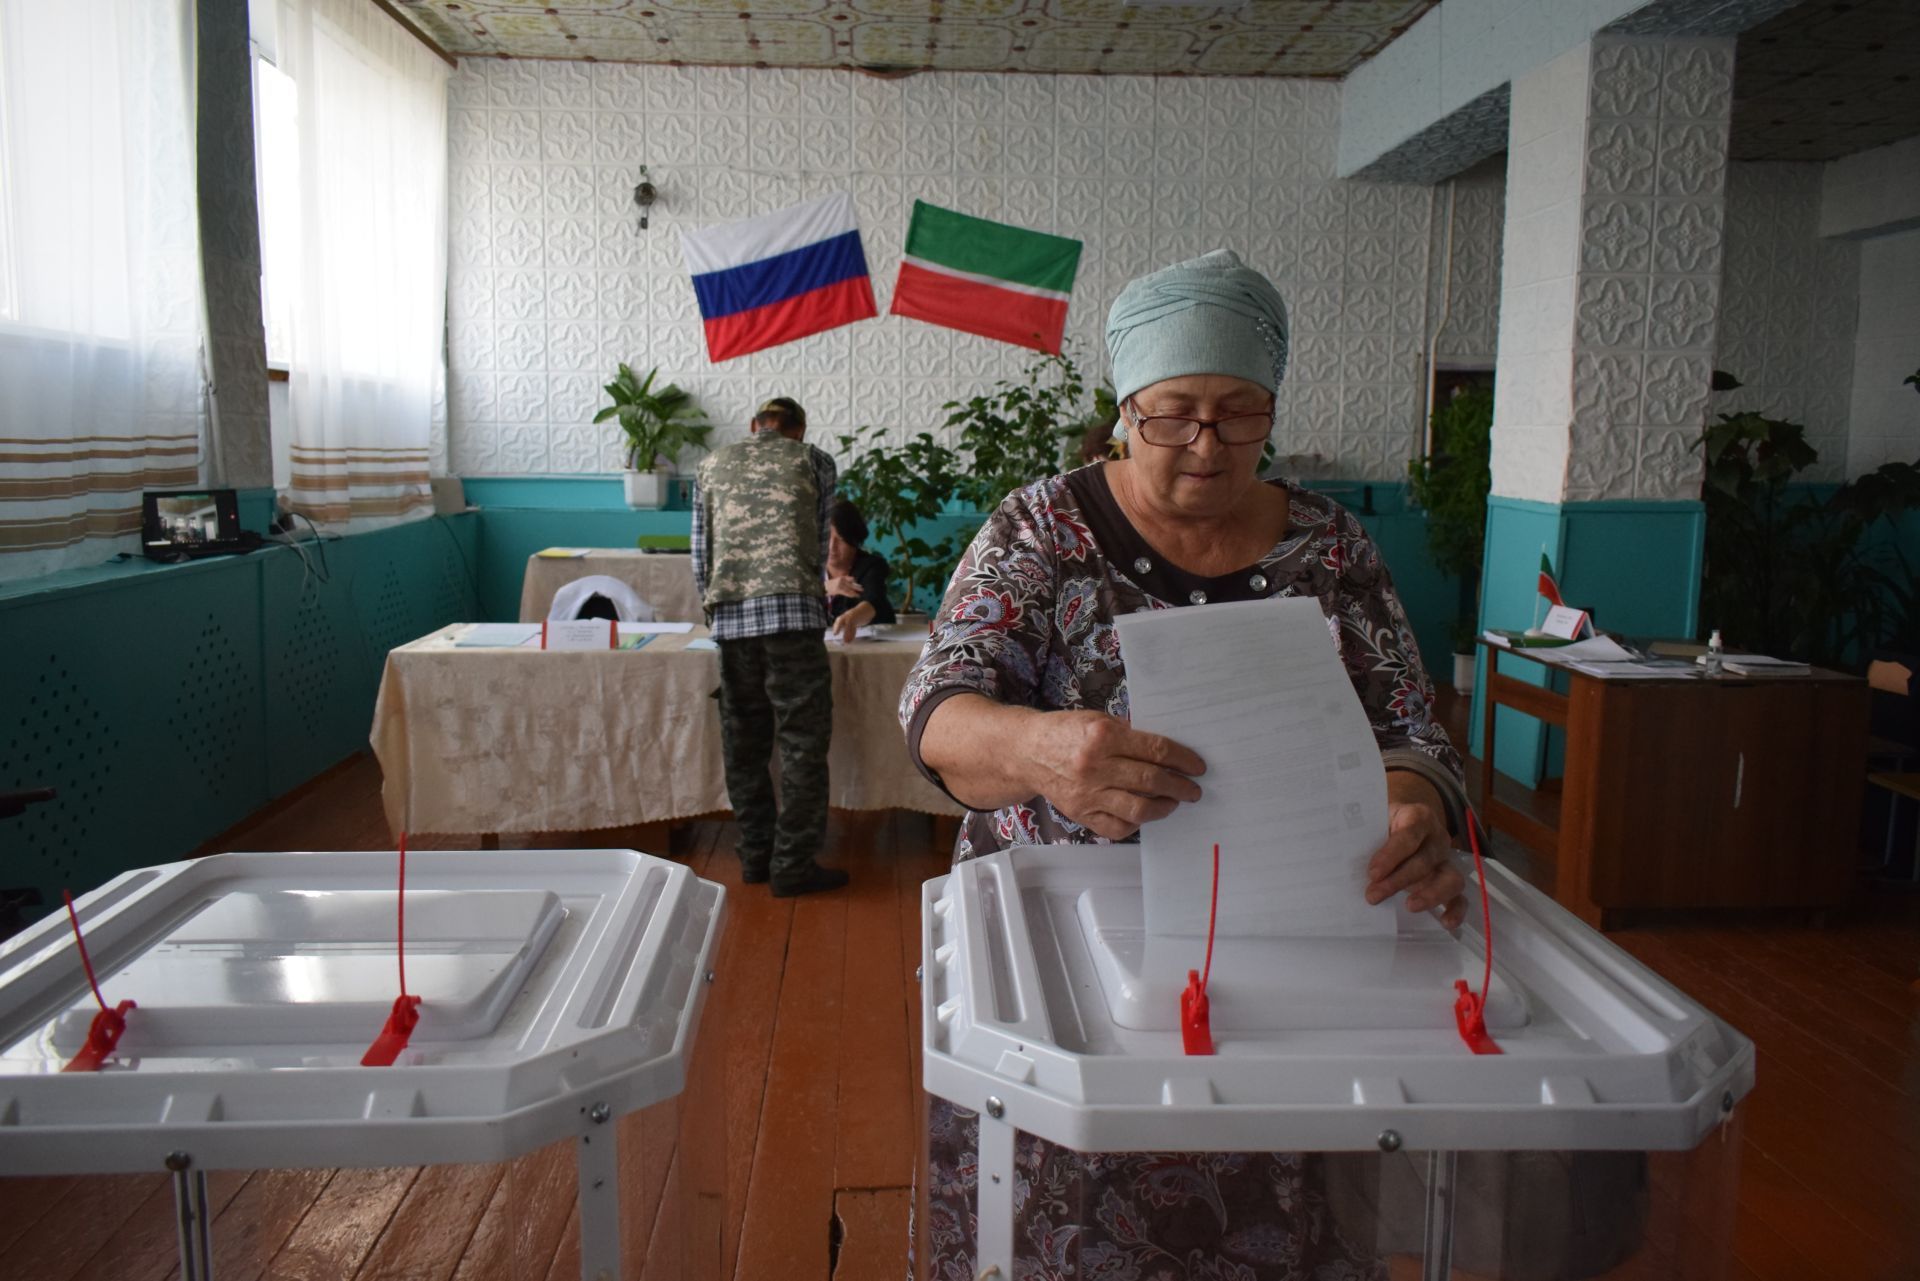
<box><xmin>548</xmin><ymin>575</ymin><xmax>656</xmax><ymax>623</ymax></box>
<box><xmin>1862</xmin><ymin>655</ymin><xmax>1920</xmax><ymax>882</ymax></box>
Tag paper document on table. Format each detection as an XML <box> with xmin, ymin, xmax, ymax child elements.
<box><xmin>1117</xmin><ymin>598</ymin><xmax>1392</xmax><ymax>939</ymax></box>
<box><xmin>453</xmin><ymin>623</ymin><xmax>542</xmax><ymax>648</ymax></box>
<box><xmin>616</xmin><ymin>621</ymin><xmax>696</xmax><ymax>635</ymax></box>
<box><xmin>825</xmin><ymin>626</ymin><xmax>877</xmax><ymax>644</ymax></box>
<box><xmin>1523</xmin><ymin>635</ymin><xmax>1636</xmax><ymax>664</ymax></box>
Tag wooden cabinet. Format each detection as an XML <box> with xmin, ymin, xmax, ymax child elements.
<box><xmin>1481</xmin><ymin>644</ymin><xmax>1869</xmax><ymax>928</ymax></box>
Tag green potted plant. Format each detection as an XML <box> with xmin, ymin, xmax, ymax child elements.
<box><xmin>942</xmin><ymin>348</ymin><xmax>1098</xmax><ymax>510</ymax></box>
<box><xmin>1695</xmin><ymin>371</ymin><xmax>1920</xmax><ymax>668</ymax></box>
<box><xmin>594</xmin><ymin>364</ymin><xmax>712</xmax><ymax>510</ymax></box>
<box><xmin>835</xmin><ymin>424</ymin><xmax>969</xmax><ymax>625</ymax></box>
<box><xmin>1407</xmin><ymin>384</ymin><xmax>1494</xmax><ymax>693</ymax></box>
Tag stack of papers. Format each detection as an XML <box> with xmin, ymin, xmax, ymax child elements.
<box><xmin>1563</xmin><ymin>659</ymin><xmax>1701</xmax><ymax>679</ymax></box>
<box><xmin>1516</xmin><ymin>635</ymin><xmax>1638</xmax><ymax>665</ymax></box>
<box><xmin>1720</xmin><ymin>654</ymin><xmax>1811</xmax><ymax>675</ymax></box>
<box><xmin>534</xmin><ymin>547</ymin><xmax>592</xmax><ymax>559</ymax></box>
<box><xmin>454</xmin><ymin>623</ymin><xmax>542</xmax><ymax>648</ymax></box>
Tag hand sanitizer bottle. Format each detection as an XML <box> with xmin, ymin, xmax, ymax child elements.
<box><xmin>1704</xmin><ymin>628</ymin><xmax>1724</xmax><ymax>676</ymax></box>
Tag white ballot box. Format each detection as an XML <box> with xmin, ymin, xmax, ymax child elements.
<box><xmin>0</xmin><ymin>849</ymin><xmax>725</xmax><ymax>1281</ymax></box>
<box><xmin>917</xmin><ymin>846</ymin><xmax>1753</xmax><ymax>1281</ymax></box>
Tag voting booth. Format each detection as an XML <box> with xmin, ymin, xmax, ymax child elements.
<box><xmin>0</xmin><ymin>849</ymin><xmax>726</xmax><ymax>1281</ymax></box>
<box><xmin>916</xmin><ymin>845</ymin><xmax>1754</xmax><ymax>1281</ymax></box>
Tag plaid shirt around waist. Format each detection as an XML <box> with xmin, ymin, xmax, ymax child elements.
<box><xmin>706</xmin><ymin>593</ymin><xmax>830</xmax><ymax>641</ymax></box>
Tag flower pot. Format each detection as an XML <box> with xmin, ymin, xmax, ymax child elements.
<box><xmin>1452</xmin><ymin>651</ymin><xmax>1476</xmax><ymax>696</ymax></box>
<box><xmin>623</xmin><ymin>470</ymin><xmax>667</xmax><ymax>510</ymax></box>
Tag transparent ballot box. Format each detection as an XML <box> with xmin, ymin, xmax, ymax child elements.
<box><xmin>917</xmin><ymin>846</ymin><xmax>1754</xmax><ymax>1281</ymax></box>
<box><xmin>0</xmin><ymin>849</ymin><xmax>726</xmax><ymax>1281</ymax></box>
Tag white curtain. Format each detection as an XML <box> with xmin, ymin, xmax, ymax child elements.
<box><xmin>277</xmin><ymin>0</ymin><xmax>446</xmax><ymax>528</ymax></box>
<box><xmin>0</xmin><ymin>0</ymin><xmax>206</xmax><ymax>579</ymax></box>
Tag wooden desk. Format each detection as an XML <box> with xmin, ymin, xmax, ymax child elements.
<box><xmin>1478</xmin><ymin>640</ymin><xmax>1869</xmax><ymax>928</ymax></box>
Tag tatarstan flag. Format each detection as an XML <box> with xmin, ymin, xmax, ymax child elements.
<box><xmin>889</xmin><ymin>201</ymin><xmax>1081</xmax><ymax>354</ymax></box>
<box><xmin>1539</xmin><ymin>551</ymin><xmax>1564</xmax><ymax>608</ymax></box>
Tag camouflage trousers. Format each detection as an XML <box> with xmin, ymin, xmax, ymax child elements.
<box><xmin>715</xmin><ymin>630</ymin><xmax>832</xmax><ymax>887</ymax></box>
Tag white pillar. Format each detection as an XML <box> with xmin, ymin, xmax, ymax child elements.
<box><xmin>1492</xmin><ymin>34</ymin><xmax>1736</xmax><ymax>504</ymax></box>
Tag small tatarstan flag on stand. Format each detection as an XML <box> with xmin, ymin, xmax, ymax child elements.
<box><xmin>890</xmin><ymin>201</ymin><xmax>1081</xmax><ymax>354</ymax></box>
<box><xmin>1538</xmin><ymin>551</ymin><xmax>1564</xmax><ymax>608</ymax></box>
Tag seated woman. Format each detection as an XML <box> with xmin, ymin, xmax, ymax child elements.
<box><xmin>824</xmin><ymin>499</ymin><xmax>896</xmax><ymax>641</ymax></box>
<box><xmin>900</xmin><ymin>249</ymin><xmax>1468</xmax><ymax>1278</ymax></box>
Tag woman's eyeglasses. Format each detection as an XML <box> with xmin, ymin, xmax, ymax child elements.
<box><xmin>1125</xmin><ymin>397</ymin><xmax>1274</xmax><ymax>448</ymax></box>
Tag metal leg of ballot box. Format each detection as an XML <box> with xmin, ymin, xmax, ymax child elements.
<box><xmin>1419</xmin><ymin>1150</ymin><xmax>1459</xmax><ymax>1281</ymax></box>
<box><xmin>578</xmin><ymin>1101</ymin><xmax>623</xmax><ymax>1281</ymax></box>
<box><xmin>974</xmin><ymin>1100</ymin><xmax>1016</xmax><ymax>1279</ymax></box>
<box><xmin>167</xmin><ymin>1151</ymin><xmax>215</xmax><ymax>1281</ymax></box>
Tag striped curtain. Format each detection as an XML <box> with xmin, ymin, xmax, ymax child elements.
<box><xmin>0</xmin><ymin>0</ymin><xmax>206</xmax><ymax>578</ymax></box>
<box><xmin>278</xmin><ymin>0</ymin><xmax>446</xmax><ymax>528</ymax></box>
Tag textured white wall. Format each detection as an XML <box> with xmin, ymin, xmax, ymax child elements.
<box><xmin>444</xmin><ymin>62</ymin><xmax>1504</xmax><ymax>482</ymax></box>
<box><xmin>1711</xmin><ymin>162</ymin><xmax>1859</xmax><ymax>482</ymax></box>
<box><xmin>1847</xmin><ymin>228</ymin><xmax>1920</xmax><ymax>476</ymax></box>
<box><xmin>1492</xmin><ymin>36</ymin><xmax>1739</xmax><ymax>505</ymax></box>
<box><xmin>1428</xmin><ymin>164</ymin><xmax>1506</xmax><ymax>365</ymax></box>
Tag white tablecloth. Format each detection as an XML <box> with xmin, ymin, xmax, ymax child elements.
<box><xmin>518</xmin><ymin>551</ymin><xmax>704</xmax><ymax>623</ymax></box>
<box><xmin>371</xmin><ymin>623</ymin><xmax>957</xmax><ymax>836</ymax></box>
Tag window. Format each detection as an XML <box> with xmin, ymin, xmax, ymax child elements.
<box><xmin>252</xmin><ymin>52</ymin><xmax>299</xmax><ymax>369</ymax></box>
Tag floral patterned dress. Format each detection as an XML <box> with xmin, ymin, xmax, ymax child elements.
<box><xmin>899</xmin><ymin>463</ymin><xmax>1465</xmax><ymax>856</ymax></box>
<box><xmin>900</xmin><ymin>464</ymin><xmax>1466</xmax><ymax>1281</ymax></box>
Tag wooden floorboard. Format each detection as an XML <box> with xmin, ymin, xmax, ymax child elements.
<box><xmin>257</xmin><ymin>1167</ymin><xmax>420</xmax><ymax>1281</ymax></box>
<box><xmin>830</xmin><ymin>1188</ymin><xmax>912</xmax><ymax>1281</ymax></box>
<box><xmin>832</xmin><ymin>813</ymin><xmax>915</xmax><ymax>1193</ymax></box>
<box><xmin>732</xmin><ymin>822</ymin><xmax>853</xmax><ymax>1280</ymax></box>
<box><xmin>5</xmin><ymin>746</ymin><xmax>1917</xmax><ymax>1280</ymax></box>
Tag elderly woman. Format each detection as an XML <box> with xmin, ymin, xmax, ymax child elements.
<box><xmin>900</xmin><ymin>249</ymin><xmax>1468</xmax><ymax>1278</ymax></box>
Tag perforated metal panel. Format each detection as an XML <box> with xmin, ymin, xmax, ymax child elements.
<box><xmin>280</xmin><ymin>584</ymin><xmax>345</xmax><ymax>730</ymax></box>
<box><xmin>2</xmin><ymin>653</ymin><xmax>121</xmax><ymax>891</ymax></box>
<box><xmin>2</xmin><ymin>514</ymin><xmax>482</xmax><ymax>915</ymax></box>
<box><xmin>165</xmin><ymin>613</ymin><xmax>252</xmax><ymax>804</ymax></box>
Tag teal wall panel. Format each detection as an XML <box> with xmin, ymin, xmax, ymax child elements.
<box><xmin>461</xmin><ymin>475</ymin><xmax>1462</xmax><ymax>661</ymax></box>
<box><xmin>474</xmin><ymin>508</ymin><xmax>693</xmax><ymax>621</ymax></box>
<box><xmin>1466</xmin><ymin>496</ymin><xmax>1705</xmax><ymax>785</ymax></box>
<box><xmin>1468</xmin><ymin>497</ymin><xmax>1566</xmax><ymax>783</ymax></box>
<box><xmin>0</xmin><ymin>515</ymin><xmax>479</xmax><ymax>913</ymax></box>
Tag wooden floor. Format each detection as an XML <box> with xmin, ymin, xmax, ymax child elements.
<box><xmin>3</xmin><ymin>745</ymin><xmax>1918</xmax><ymax>1281</ymax></box>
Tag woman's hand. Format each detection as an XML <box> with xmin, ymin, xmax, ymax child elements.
<box><xmin>830</xmin><ymin>600</ymin><xmax>877</xmax><ymax>642</ymax></box>
<box><xmin>825</xmin><ymin>573</ymin><xmax>863</xmax><ymax>598</ymax></box>
<box><xmin>1029</xmin><ymin>710</ymin><xmax>1206</xmax><ymax>840</ymax></box>
<box><xmin>1365</xmin><ymin>771</ymin><xmax>1466</xmax><ymax>927</ymax></box>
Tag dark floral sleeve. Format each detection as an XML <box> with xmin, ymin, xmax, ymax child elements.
<box><xmin>898</xmin><ymin>481</ymin><xmax>1059</xmax><ymax>774</ymax></box>
<box><xmin>1318</xmin><ymin>501</ymin><xmax>1467</xmax><ymax>832</ymax></box>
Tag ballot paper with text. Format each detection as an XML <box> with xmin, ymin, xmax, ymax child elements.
<box><xmin>1116</xmin><ymin>597</ymin><xmax>1392</xmax><ymax>939</ymax></box>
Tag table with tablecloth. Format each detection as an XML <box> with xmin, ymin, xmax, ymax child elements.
<box><xmin>518</xmin><ymin>550</ymin><xmax>704</xmax><ymax>623</ymax></box>
<box><xmin>370</xmin><ymin>623</ymin><xmax>957</xmax><ymax>837</ymax></box>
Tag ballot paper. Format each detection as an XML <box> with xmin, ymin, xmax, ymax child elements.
<box><xmin>453</xmin><ymin>623</ymin><xmax>541</xmax><ymax>648</ymax></box>
<box><xmin>616</xmin><ymin>621</ymin><xmax>696</xmax><ymax>635</ymax></box>
<box><xmin>1116</xmin><ymin>598</ymin><xmax>1392</xmax><ymax>939</ymax></box>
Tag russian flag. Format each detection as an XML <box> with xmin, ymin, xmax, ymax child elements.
<box><xmin>680</xmin><ymin>192</ymin><xmax>878</xmax><ymax>363</ymax></box>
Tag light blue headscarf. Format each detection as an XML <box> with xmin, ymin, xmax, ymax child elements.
<box><xmin>1105</xmin><ymin>248</ymin><xmax>1290</xmax><ymax>405</ymax></box>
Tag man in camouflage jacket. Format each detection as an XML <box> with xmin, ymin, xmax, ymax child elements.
<box><xmin>692</xmin><ymin>397</ymin><xmax>848</xmax><ymax>896</ymax></box>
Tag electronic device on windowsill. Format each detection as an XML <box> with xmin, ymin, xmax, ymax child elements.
<box><xmin>141</xmin><ymin>488</ymin><xmax>262</xmax><ymax>562</ymax></box>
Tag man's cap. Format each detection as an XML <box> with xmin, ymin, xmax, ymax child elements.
<box><xmin>755</xmin><ymin>396</ymin><xmax>807</xmax><ymax>428</ymax></box>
